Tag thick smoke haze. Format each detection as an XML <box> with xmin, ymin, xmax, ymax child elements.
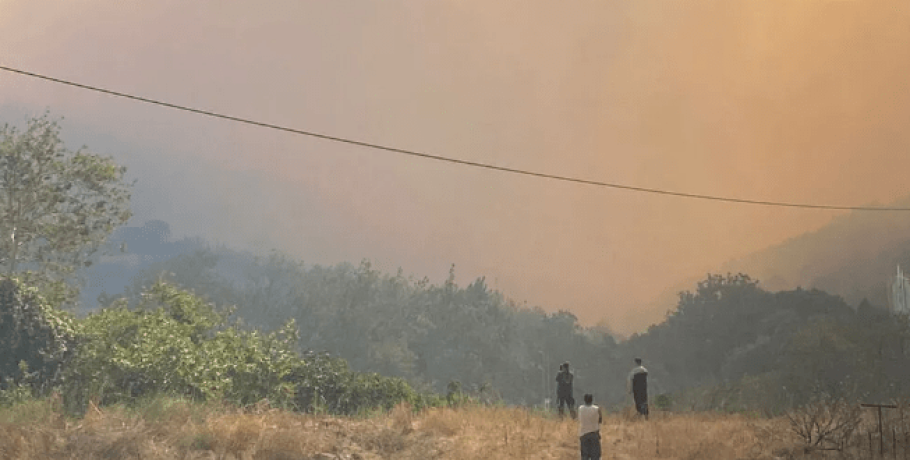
<box><xmin>1</xmin><ymin>1</ymin><xmax>909</xmax><ymax>334</ymax></box>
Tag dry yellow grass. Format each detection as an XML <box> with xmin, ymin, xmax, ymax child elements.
<box><xmin>0</xmin><ymin>398</ymin><xmax>889</xmax><ymax>459</ymax></box>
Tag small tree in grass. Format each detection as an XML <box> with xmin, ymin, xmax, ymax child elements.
<box><xmin>785</xmin><ymin>392</ymin><xmax>862</xmax><ymax>452</ymax></box>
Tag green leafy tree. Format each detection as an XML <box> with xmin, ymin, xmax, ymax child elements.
<box><xmin>0</xmin><ymin>277</ymin><xmax>76</xmax><ymax>394</ymax></box>
<box><xmin>64</xmin><ymin>281</ymin><xmax>430</xmax><ymax>415</ymax></box>
<box><xmin>123</xmin><ymin>247</ymin><xmax>627</xmax><ymax>407</ymax></box>
<box><xmin>0</xmin><ymin>112</ymin><xmax>132</xmax><ymax>303</ymax></box>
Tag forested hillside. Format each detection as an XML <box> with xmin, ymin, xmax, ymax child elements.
<box><xmin>115</xmin><ymin>246</ymin><xmax>627</xmax><ymax>406</ymax></box>
<box><xmin>5</xmin><ymin>111</ymin><xmax>906</xmax><ymax>412</ymax></box>
<box><xmin>626</xmin><ymin>274</ymin><xmax>910</xmax><ymax>411</ymax></box>
<box><xmin>720</xmin><ymin>199</ymin><xmax>910</xmax><ymax>308</ymax></box>
<box><xmin>116</xmin><ymin>245</ymin><xmax>910</xmax><ymax>411</ymax></box>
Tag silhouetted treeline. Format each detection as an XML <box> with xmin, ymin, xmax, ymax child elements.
<box><xmin>119</xmin><ymin>247</ymin><xmax>626</xmax><ymax>406</ymax></box>
<box><xmin>626</xmin><ymin>274</ymin><xmax>910</xmax><ymax>412</ymax></box>
<box><xmin>108</xmin><ymin>241</ymin><xmax>910</xmax><ymax>411</ymax></box>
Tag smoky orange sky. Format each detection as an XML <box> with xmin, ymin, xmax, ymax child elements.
<box><xmin>1</xmin><ymin>1</ymin><xmax>909</xmax><ymax>334</ymax></box>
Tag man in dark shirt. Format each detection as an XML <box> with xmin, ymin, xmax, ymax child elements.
<box><xmin>556</xmin><ymin>362</ymin><xmax>577</xmax><ymax>418</ymax></box>
<box><xmin>627</xmin><ymin>357</ymin><xmax>649</xmax><ymax>420</ymax></box>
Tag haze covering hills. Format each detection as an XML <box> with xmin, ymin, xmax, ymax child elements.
<box><xmin>75</xmin><ymin>204</ymin><xmax>910</xmax><ymax>410</ymax></box>
<box><xmin>721</xmin><ymin>196</ymin><xmax>910</xmax><ymax>309</ymax></box>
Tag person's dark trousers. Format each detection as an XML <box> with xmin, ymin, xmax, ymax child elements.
<box><xmin>580</xmin><ymin>431</ymin><xmax>601</xmax><ymax>460</ymax></box>
<box><xmin>634</xmin><ymin>394</ymin><xmax>649</xmax><ymax>420</ymax></box>
<box><xmin>558</xmin><ymin>395</ymin><xmax>576</xmax><ymax>418</ymax></box>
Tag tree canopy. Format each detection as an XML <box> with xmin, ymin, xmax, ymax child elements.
<box><xmin>121</xmin><ymin>248</ymin><xmax>910</xmax><ymax>411</ymax></box>
<box><xmin>0</xmin><ymin>112</ymin><xmax>132</xmax><ymax>304</ymax></box>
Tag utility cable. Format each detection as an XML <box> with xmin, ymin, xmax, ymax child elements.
<box><xmin>1</xmin><ymin>64</ymin><xmax>908</xmax><ymax>211</ymax></box>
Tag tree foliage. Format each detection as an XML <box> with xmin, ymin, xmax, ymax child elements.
<box><xmin>626</xmin><ymin>274</ymin><xmax>909</xmax><ymax>411</ymax></box>
<box><xmin>0</xmin><ymin>277</ymin><xmax>75</xmax><ymax>392</ymax></box>
<box><xmin>0</xmin><ymin>112</ymin><xmax>132</xmax><ymax>303</ymax></box>
<box><xmin>123</xmin><ymin>246</ymin><xmax>625</xmax><ymax>407</ymax></box>
<box><xmin>62</xmin><ymin>281</ymin><xmax>432</xmax><ymax>415</ymax></box>
<box><xmin>86</xmin><ymin>240</ymin><xmax>910</xmax><ymax>413</ymax></box>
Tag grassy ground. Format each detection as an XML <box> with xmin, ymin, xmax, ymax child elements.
<box><xmin>0</xmin><ymin>396</ymin><xmax>903</xmax><ymax>459</ymax></box>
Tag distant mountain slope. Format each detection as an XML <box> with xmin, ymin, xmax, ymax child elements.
<box><xmin>79</xmin><ymin>220</ymin><xmax>207</xmax><ymax>311</ymax></box>
<box><xmin>622</xmin><ymin>196</ymin><xmax>910</xmax><ymax>334</ymax></box>
<box><xmin>720</xmin><ymin>195</ymin><xmax>910</xmax><ymax>308</ymax></box>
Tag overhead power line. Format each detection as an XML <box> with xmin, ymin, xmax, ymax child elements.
<box><xmin>1</xmin><ymin>64</ymin><xmax>907</xmax><ymax>212</ymax></box>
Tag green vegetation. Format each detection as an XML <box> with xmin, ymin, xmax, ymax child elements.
<box><xmin>0</xmin><ymin>278</ymin><xmax>75</xmax><ymax>396</ymax></box>
<box><xmin>3</xmin><ymin>110</ymin><xmax>910</xmax><ymax>421</ymax></box>
<box><xmin>629</xmin><ymin>274</ymin><xmax>910</xmax><ymax>411</ymax></box>
<box><xmin>0</xmin><ymin>277</ymin><xmax>438</xmax><ymax>417</ymax></box>
<box><xmin>122</xmin><ymin>251</ymin><xmax>910</xmax><ymax>412</ymax></box>
<box><xmin>7</xmin><ymin>206</ymin><xmax>910</xmax><ymax>419</ymax></box>
<box><xmin>120</xmin><ymin>250</ymin><xmax>626</xmax><ymax>405</ymax></box>
<box><xmin>0</xmin><ymin>112</ymin><xmax>132</xmax><ymax>307</ymax></box>
<box><xmin>0</xmin><ymin>113</ymin><xmax>434</xmax><ymax>418</ymax></box>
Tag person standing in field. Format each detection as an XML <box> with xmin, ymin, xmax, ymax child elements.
<box><xmin>556</xmin><ymin>362</ymin><xmax>577</xmax><ymax>418</ymax></box>
<box><xmin>578</xmin><ymin>393</ymin><xmax>603</xmax><ymax>460</ymax></box>
<box><xmin>627</xmin><ymin>357</ymin><xmax>649</xmax><ymax>420</ymax></box>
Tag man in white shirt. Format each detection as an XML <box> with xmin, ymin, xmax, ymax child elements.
<box><xmin>578</xmin><ymin>393</ymin><xmax>602</xmax><ymax>460</ymax></box>
<box><xmin>627</xmin><ymin>357</ymin><xmax>649</xmax><ymax>420</ymax></box>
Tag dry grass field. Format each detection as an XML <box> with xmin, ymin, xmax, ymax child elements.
<box><xmin>0</xmin><ymin>397</ymin><xmax>906</xmax><ymax>459</ymax></box>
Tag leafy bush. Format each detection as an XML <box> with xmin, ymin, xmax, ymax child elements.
<box><xmin>61</xmin><ymin>281</ymin><xmax>436</xmax><ymax>415</ymax></box>
<box><xmin>654</xmin><ymin>393</ymin><xmax>672</xmax><ymax>410</ymax></box>
<box><xmin>0</xmin><ymin>277</ymin><xmax>75</xmax><ymax>393</ymax></box>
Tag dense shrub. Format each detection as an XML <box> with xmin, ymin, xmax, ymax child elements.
<box><xmin>61</xmin><ymin>282</ymin><xmax>437</xmax><ymax>415</ymax></box>
<box><xmin>0</xmin><ymin>277</ymin><xmax>75</xmax><ymax>393</ymax></box>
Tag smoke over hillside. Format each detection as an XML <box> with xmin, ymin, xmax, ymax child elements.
<box><xmin>723</xmin><ymin>196</ymin><xmax>910</xmax><ymax>309</ymax></box>
<box><xmin>1</xmin><ymin>1</ymin><xmax>909</xmax><ymax>335</ymax></box>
